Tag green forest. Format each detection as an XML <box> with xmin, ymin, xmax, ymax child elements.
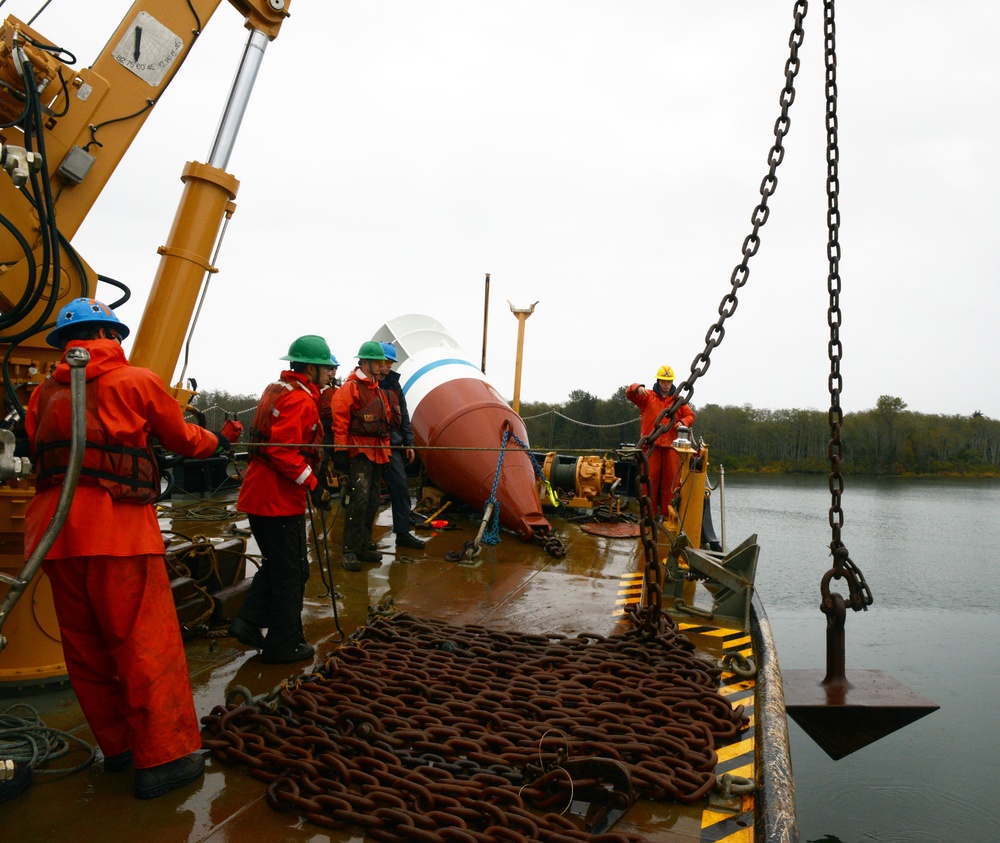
<box><xmin>195</xmin><ymin>389</ymin><xmax>1000</xmax><ymax>477</ymax></box>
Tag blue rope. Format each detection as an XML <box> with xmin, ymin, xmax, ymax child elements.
<box><xmin>481</xmin><ymin>429</ymin><xmax>509</xmax><ymax>545</ymax></box>
<box><xmin>481</xmin><ymin>428</ymin><xmax>545</xmax><ymax>545</ymax></box>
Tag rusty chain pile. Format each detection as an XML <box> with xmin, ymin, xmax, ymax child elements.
<box><xmin>203</xmin><ymin>610</ymin><xmax>748</xmax><ymax>841</ymax></box>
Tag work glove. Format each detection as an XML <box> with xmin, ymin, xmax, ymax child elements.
<box><xmin>309</xmin><ymin>481</ymin><xmax>331</xmax><ymax>510</ymax></box>
<box><xmin>332</xmin><ymin>451</ymin><xmax>349</xmax><ymax>474</ymax></box>
<box><xmin>213</xmin><ymin>432</ymin><xmax>232</xmax><ymax>456</ymax></box>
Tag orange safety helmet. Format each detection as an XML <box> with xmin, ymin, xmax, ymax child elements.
<box><xmin>655</xmin><ymin>365</ymin><xmax>675</xmax><ymax>381</ymax></box>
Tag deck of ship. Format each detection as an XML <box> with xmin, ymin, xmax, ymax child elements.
<box><xmin>1</xmin><ymin>489</ymin><xmax>792</xmax><ymax>842</ymax></box>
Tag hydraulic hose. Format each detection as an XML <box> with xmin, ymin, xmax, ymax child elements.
<box><xmin>0</xmin><ymin>347</ymin><xmax>89</xmax><ymax>651</ymax></box>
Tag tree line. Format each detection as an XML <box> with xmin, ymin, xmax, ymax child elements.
<box><xmin>518</xmin><ymin>391</ymin><xmax>1000</xmax><ymax>476</ymax></box>
<box><xmin>194</xmin><ymin>389</ymin><xmax>1000</xmax><ymax>477</ymax></box>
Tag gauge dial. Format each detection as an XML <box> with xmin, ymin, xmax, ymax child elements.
<box><xmin>111</xmin><ymin>11</ymin><xmax>183</xmax><ymax>87</ymax></box>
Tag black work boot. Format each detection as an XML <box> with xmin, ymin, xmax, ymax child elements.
<box><xmin>228</xmin><ymin>617</ymin><xmax>265</xmax><ymax>649</ymax></box>
<box><xmin>134</xmin><ymin>752</ymin><xmax>205</xmax><ymax>799</ymax></box>
<box><xmin>395</xmin><ymin>532</ymin><xmax>426</xmax><ymax>549</ymax></box>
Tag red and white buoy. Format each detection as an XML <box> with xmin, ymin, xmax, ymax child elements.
<box><xmin>373</xmin><ymin>314</ymin><xmax>549</xmax><ymax>539</ymax></box>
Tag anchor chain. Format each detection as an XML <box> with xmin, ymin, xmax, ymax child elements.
<box><xmin>820</xmin><ymin>0</ymin><xmax>872</xmax><ymax>617</ymax></box>
<box><xmin>632</xmin><ymin>0</ymin><xmax>810</xmax><ymax>631</ymax></box>
<box><xmin>533</xmin><ymin>527</ymin><xmax>567</xmax><ymax>559</ymax></box>
<box><xmin>203</xmin><ymin>611</ymin><xmax>749</xmax><ymax>841</ymax></box>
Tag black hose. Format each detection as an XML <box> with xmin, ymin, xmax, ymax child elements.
<box><xmin>0</xmin><ymin>347</ymin><xmax>89</xmax><ymax>648</ymax></box>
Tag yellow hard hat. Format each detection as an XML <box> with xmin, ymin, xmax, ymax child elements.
<box><xmin>655</xmin><ymin>365</ymin><xmax>675</xmax><ymax>381</ymax></box>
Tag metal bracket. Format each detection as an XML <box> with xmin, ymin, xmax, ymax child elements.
<box><xmin>0</xmin><ymin>429</ymin><xmax>31</xmax><ymax>482</ymax></box>
<box><xmin>673</xmin><ymin>534</ymin><xmax>760</xmax><ymax>630</ymax></box>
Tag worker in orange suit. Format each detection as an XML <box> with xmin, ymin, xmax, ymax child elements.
<box><xmin>24</xmin><ymin>298</ymin><xmax>228</xmax><ymax>799</ymax></box>
<box><xmin>626</xmin><ymin>364</ymin><xmax>696</xmax><ymax>518</ymax></box>
<box><xmin>229</xmin><ymin>335</ymin><xmax>333</xmax><ymax>664</ymax></box>
<box><xmin>330</xmin><ymin>340</ymin><xmax>391</xmax><ymax>571</ymax></box>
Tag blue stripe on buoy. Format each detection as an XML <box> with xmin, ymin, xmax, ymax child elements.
<box><xmin>401</xmin><ymin>357</ymin><xmax>481</xmax><ymax>396</ymax></box>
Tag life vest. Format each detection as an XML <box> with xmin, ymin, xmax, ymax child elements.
<box><xmin>384</xmin><ymin>385</ymin><xmax>403</xmax><ymax>431</ymax></box>
<box><xmin>318</xmin><ymin>383</ymin><xmax>336</xmax><ymax>441</ymax></box>
<box><xmin>347</xmin><ymin>383</ymin><xmax>390</xmax><ymax>438</ymax></box>
<box><xmin>247</xmin><ymin>379</ymin><xmax>322</xmax><ymax>462</ymax></box>
<box><xmin>32</xmin><ymin>377</ymin><xmax>159</xmax><ymax>504</ymax></box>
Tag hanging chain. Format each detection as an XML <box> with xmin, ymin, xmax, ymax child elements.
<box><xmin>821</xmin><ymin>0</ymin><xmax>872</xmax><ymax>614</ymax></box>
<box><xmin>634</xmin><ymin>0</ymin><xmax>809</xmax><ymax>625</ymax></box>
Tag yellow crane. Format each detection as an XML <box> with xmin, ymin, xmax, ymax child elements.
<box><xmin>0</xmin><ymin>0</ymin><xmax>292</xmax><ymax>683</ymax></box>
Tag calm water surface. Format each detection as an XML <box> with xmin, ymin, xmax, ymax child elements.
<box><xmin>720</xmin><ymin>474</ymin><xmax>1000</xmax><ymax>842</ymax></box>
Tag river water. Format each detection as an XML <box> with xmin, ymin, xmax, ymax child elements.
<box><xmin>719</xmin><ymin>474</ymin><xmax>999</xmax><ymax>842</ymax></box>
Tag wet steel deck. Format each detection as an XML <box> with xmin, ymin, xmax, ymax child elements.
<box><xmin>2</xmin><ymin>490</ymin><xmax>769</xmax><ymax>842</ymax></box>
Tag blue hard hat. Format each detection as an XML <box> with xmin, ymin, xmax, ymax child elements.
<box><xmin>330</xmin><ymin>354</ymin><xmax>340</xmax><ymax>367</ymax></box>
<box><xmin>46</xmin><ymin>298</ymin><xmax>130</xmax><ymax>348</ymax></box>
<box><xmin>379</xmin><ymin>341</ymin><xmax>398</xmax><ymax>362</ymax></box>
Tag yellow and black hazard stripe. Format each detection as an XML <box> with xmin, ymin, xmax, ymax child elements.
<box><xmin>679</xmin><ymin>624</ymin><xmax>757</xmax><ymax>843</ymax></box>
<box><xmin>613</xmin><ymin>571</ymin><xmax>644</xmax><ymax>616</ymax></box>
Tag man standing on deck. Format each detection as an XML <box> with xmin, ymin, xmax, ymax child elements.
<box><xmin>375</xmin><ymin>341</ymin><xmax>426</xmax><ymax>550</ymax></box>
<box><xmin>330</xmin><ymin>341</ymin><xmax>391</xmax><ymax>571</ymax></box>
<box><xmin>24</xmin><ymin>298</ymin><xmax>228</xmax><ymax>799</ymax></box>
<box><xmin>229</xmin><ymin>335</ymin><xmax>334</xmax><ymax>664</ymax></box>
<box><xmin>626</xmin><ymin>365</ymin><xmax>695</xmax><ymax>518</ymax></box>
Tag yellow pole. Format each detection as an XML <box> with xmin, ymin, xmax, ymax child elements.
<box><xmin>481</xmin><ymin>273</ymin><xmax>490</xmax><ymax>374</ymax></box>
<box><xmin>507</xmin><ymin>300</ymin><xmax>538</xmax><ymax>413</ymax></box>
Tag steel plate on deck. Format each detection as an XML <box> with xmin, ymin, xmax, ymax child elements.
<box><xmin>581</xmin><ymin>522</ymin><xmax>641</xmax><ymax>538</ymax></box>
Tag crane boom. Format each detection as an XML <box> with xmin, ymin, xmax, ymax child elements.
<box><xmin>0</xmin><ymin>0</ymin><xmax>292</xmax><ymax>683</ymax></box>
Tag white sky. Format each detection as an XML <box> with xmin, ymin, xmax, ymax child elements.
<box><xmin>9</xmin><ymin>1</ymin><xmax>999</xmax><ymax>417</ymax></box>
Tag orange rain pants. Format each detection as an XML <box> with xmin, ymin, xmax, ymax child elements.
<box><xmin>42</xmin><ymin>554</ymin><xmax>202</xmax><ymax>769</ymax></box>
<box><xmin>646</xmin><ymin>445</ymin><xmax>682</xmax><ymax>518</ymax></box>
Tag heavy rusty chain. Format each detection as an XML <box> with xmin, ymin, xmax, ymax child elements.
<box><xmin>533</xmin><ymin>527</ymin><xmax>567</xmax><ymax>559</ymax></box>
<box><xmin>203</xmin><ymin>611</ymin><xmax>748</xmax><ymax>841</ymax></box>
<box><xmin>633</xmin><ymin>0</ymin><xmax>810</xmax><ymax>628</ymax></box>
<box><xmin>821</xmin><ymin>0</ymin><xmax>872</xmax><ymax>616</ymax></box>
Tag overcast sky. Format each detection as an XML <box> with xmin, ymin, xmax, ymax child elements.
<box><xmin>12</xmin><ymin>1</ymin><xmax>999</xmax><ymax>418</ymax></box>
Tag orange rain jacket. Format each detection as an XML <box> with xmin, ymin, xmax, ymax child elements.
<box><xmin>625</xmin><ymin>382</ymin><xmax>695</xmax><ymax>449</ymax></box>
<box><xmin>237</xmin><ymin>371</ymin><xmax>322</xmax><ymax>517</ymax></box>
<box><xmin>330</xmin><ymin>367</ymin><xmax>391</xmax><ymax>464</ymax></box>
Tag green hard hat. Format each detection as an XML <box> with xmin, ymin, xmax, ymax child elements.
<box><xmin>281</xmin><ymin>335</ymin><xmax>334</xmax><ymax>365</ymax></box>
<box><xmin>357</xmin><ymin>340</ymin><xmax>387</xmax><ymax>361</ymax></box>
